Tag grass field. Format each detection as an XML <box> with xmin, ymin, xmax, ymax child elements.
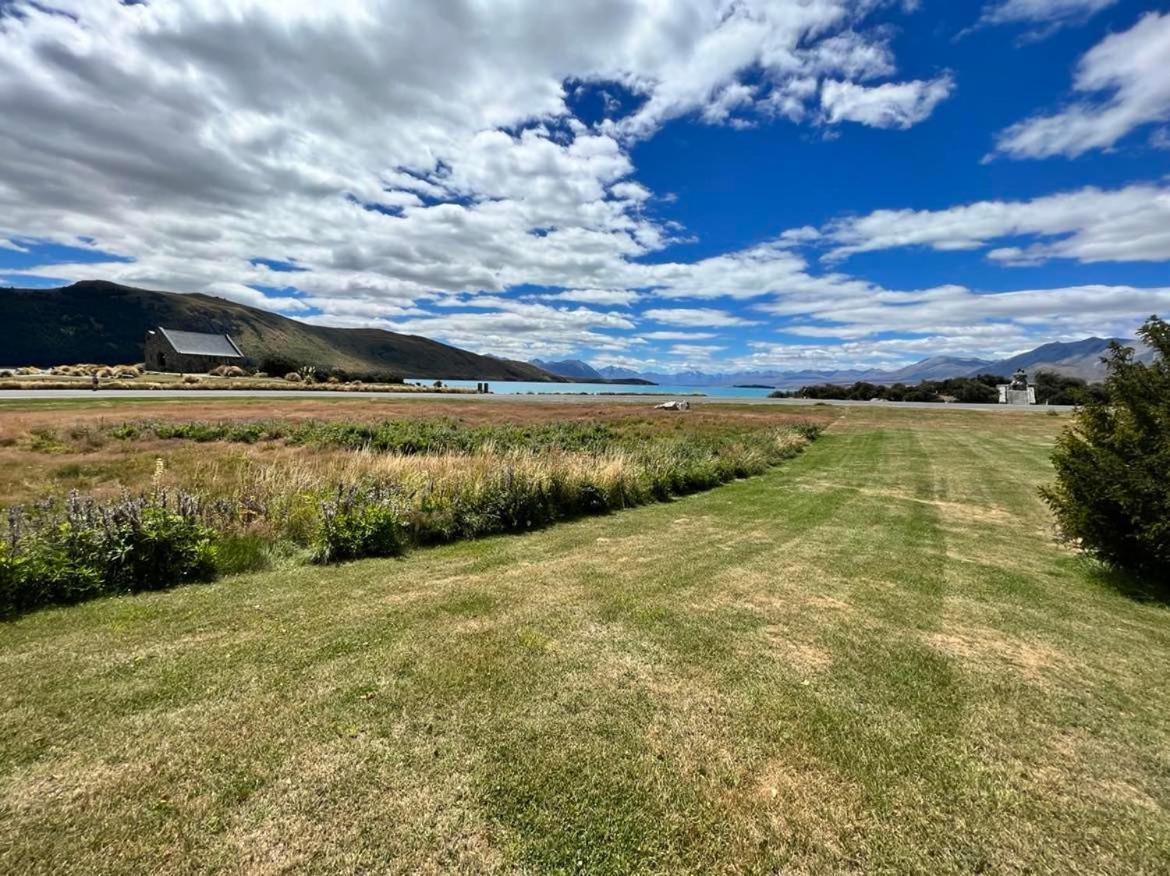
<box><xmin>1</xmin><ymin>403</ymin><xmax>1168</xmax><ymax>873</ymax></box>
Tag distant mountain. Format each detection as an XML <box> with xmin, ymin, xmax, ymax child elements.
<box><xmin>595</xmin><ymin>365</ymin><xmax>644</xmax><ymax>380</ymax></box>
<box><xmin>0</xmin><ymin>281</ymin><xmax>560</xmax><ymax>381</ymax></box>
<box><xmin>884</xmin><ymin>356</ymin><xmax>993</xmax><ymax>382</ymax></box>
<box><xmin>592</xmin><ymin>339</ymin><xmax>1156</xmax><ymax>388</ymax></box>
<box><xmin>531</xmin><ymin>358</ymin><xmax>603</xmax><ymax>380</ymax></box>
<box><xmin>595</xmin><ymin>359</ymin><xmax>987</xmax><ymax>388</ymax></box>
<box><xmin>991</xmin><ymin>337</ymin><xmax>1154</xmax><ymax>381</ymax></box>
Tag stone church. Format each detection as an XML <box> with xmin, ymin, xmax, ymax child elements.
<box><xmin>144</xmin><ymin>327</ymin><xmax>246</xmax><ymax>373</ymax></box>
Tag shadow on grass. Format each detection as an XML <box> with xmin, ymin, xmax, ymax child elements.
<box><xmin>1081</xmin><ymin>559</ymin><xmax>1169</xmax><ymax>605</ymax></box>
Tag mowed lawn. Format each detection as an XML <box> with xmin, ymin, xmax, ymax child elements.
<box><xmin>2</xmin><ymin>406</ymin><xmax>1168</xmax><ymax>874</ymax></box>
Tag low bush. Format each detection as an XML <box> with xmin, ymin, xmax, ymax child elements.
<box><xmin>254</xmin><ymin>356</ymin><xmax>403</xmax><ymax>385</ymax></box>
<box><xmin>313</xmin><ymin>485</ymin><xmax>407</xmax><ymax>563</ymax></box>
<box><xmin>257</xmin><ymin>354</ymin><xmax>302</xmax><ymax>376</ymax></box>
<box><xmin>1</xmin><ymin>491</ymin><xmax>217</xmax><ymax>616</ymax></box>
<box><xmin>1032</xmin><ymin>370</ymin><xmax>1109</xmax><ymax>405</ymax></box>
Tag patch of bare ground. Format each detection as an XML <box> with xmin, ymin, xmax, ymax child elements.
<box><xmin>220</xmin><ymin>738</ymin><xmax>501</xmax><ymax>874</ymax></box>
<box><xmin>759</xmin><ymin>628</ymin><xmax>834</xmax><ymax>673</ymax></box>
<box><xmin>794</xmin><ymin>479</ymin><xmax>1020</xmax><ymax>527</ymax></box>
<box><xmin>593</xmin><ymin>633</ymin><xmax>718</xmax><ymax>704</ymax></box>
<box><xmin>708</xmin><ymin>565</ymin><xmax>855</xmax><ymax>616</ymax></box>
<box><xmin>998</xmin><ymin>727</ymin><xmax>1167</xmax><ymax>834</ymax></box>
<box><xmin>925</xmin><ymin>627</ymin><xmax>1072</xmax><ymax>680</ymax></box>
<box><xmin>725</xmin><ymin>755</ymin><xmax>872</xmax><ymax>871</ymax></box>
<box><xmin>0</xmin><ymin>756</ymin><xmax>153</xmax><ymax>821</ymax></box>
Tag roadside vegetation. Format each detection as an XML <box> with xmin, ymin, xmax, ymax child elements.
<box><xmin>771</xmin><ymin>371</ymin><xmax>1106</xmax><ymax>404</ymax></box>
<box><xmin>0</xmin><ymin>361</ymin><xmax>456</xmax><ymax>393</ymax></box>
<box><xmin>0</xmin><ymin>410</ymin><xmax>821</xmax><ymax>615</ymax></box>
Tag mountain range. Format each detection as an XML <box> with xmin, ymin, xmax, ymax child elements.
<box><xmin>1</xmin><ymin>280</ymin><xmax>1152</xmax><ymax>387</ymax></box>
<box><xmin>0</xmin><ymin>281</ymin><xmax>557</xmax><ymax>381</ymax></box>
<box><xmin>535</xmin><ymin>337</ymin><xmax>1154</xmax><ymax>388</ymax></box>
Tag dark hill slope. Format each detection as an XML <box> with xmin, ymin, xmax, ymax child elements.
<box><xmin>0</xmin><ymin>281</ymin><xmax>558</xmax><ymax>380</ymax></box>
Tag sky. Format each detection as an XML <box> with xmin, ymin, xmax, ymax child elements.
<box><xmin>1</xmin><ymin>0</ymin><xmax>1169</xmax><ymax>374</ymax></box>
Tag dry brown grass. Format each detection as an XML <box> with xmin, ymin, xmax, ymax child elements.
<box><xmin>0</xmin><ymin>400</ymin><xmax>833</xmax><ymax>507</ymax></box>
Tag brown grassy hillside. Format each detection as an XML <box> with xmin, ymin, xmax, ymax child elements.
<box><xmin>0</xmin><ymin>281</ymin><xmax>559</xmax><ymax>381</ymax></box>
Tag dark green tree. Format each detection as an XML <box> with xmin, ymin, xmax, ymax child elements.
<box><xmin>1041</xmin><ymin>317</ymin><xmax>1170</xmax><ymax>587</ymax></box>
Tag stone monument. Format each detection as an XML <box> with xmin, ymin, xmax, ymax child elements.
<box><xmin>998</xmin><ymin>369</ymin><xmax>1036</xmax><ymax>405</ymax></box>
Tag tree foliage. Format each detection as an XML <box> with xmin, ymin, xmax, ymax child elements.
<box><xmin>1041</xmin><ymin>317</ymin><xmax>1170</xmax><ymax>586</ymax></box>
<box><xmin>1032</xmin><ymin>371</ymin><xmax>1108</xmax><ymax>405</ymax></box>
<box><xmin>774</xmin><ymin>375</ymin><xmax>1009</xmax><ymax>403</ymax></box>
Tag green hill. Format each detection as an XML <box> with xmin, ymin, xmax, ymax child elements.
<box><xmin>0</xmin><ymin>281</ymin><xmax>560</xmax><ymax>381</ymax></box>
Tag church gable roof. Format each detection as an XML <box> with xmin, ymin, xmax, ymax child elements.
<box><xmin>157</xmin><ymin>327</ymin><xmax>244</xmax><ymax>358</ymax></box>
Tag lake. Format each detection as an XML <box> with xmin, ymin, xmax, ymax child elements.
<box><xmin>409</xmin><ymin>379</ymin><xmax>777</xmax><ymax>398</ymax></box>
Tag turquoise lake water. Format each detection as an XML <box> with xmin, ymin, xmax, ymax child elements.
<box><xmin>408</xmin><ymin>379</ymin><xmax>776</xmax><ymax>398</ymax></box>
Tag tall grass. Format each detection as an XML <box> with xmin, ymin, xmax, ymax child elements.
<box><xmin>1</xmin><ymin>421</ymin><xmax>821</xmax><ymax>615</ymax></box>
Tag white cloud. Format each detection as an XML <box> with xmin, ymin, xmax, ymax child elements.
<box><xmin>643</xmin><ymin>307</ymin><xmax>759</xmax><ymax>327</ymax></box>
<box><xmin>818</xmin><ymin>182</ymin><xmax>1170</xmax><ymax>264</ymax></box>
<box><xmin>730</xmin><ymin>283</ymin><xmax>1169</xmax><ymax>371</ymax></box>
<box><xmin>203</xmin><ymin>282</ymin><xmax>311</xmax><ymax>313</ymax></box>
<box><xmin>669</xmin><ymin>343</ymin><xmax>726</xmax><ymax>359</ymax></box>
<box><xmin>993</xmin><ymin>12</ymin><xmax>1170</xmax><ymax>158</ymax></box>
<box><xmin>642</xmin><ymin>331</ymin><xmax>718</xmax><ymax>340</ymax></box>
<box><xmin>376</xmin><ymin>297</ymin><xmax>637</xmax><ymax>360</ymax></box>
<box><xmin>978</xmin><ymin>0</ymin><xmax>1117</xmax><ymax>27</ymax></box>
<box><xmin>820</xmin><ymin>74</ymin><xmax>954</xmax><ymax>129</ymax></box>
<box><xmin>755</xmin><ymin>282</ymin><xmax>1170</xmax><ymax>344</ymax></box>
<box><xmin>604</xmin><ymin>1</ymin><xmax>945</xmax><ymax>139</ymax></box>
<box><xmin>538</xmin><ymin>288</ymin><xmax>641</xmax><ymax>306</ymax></box>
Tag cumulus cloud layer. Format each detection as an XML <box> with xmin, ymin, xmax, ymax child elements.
<box><xmin>0</xmin><ymin>0</ymin><xmax>1164</xmax><ymax>373</ymax></box>
<box><xmin>818</xmin><ymin>182</ymin><xmax>1170</xmax><ymax>264</ymax></box>
<box><xmin>0</xmin><ymin>0</ymin><xmax>962</xmax><ymax>360</ymax></box>
<box><xmin>994</xmin><ymin>11</ymin><xmax>1170</xmax><ymax>158</ymax></box>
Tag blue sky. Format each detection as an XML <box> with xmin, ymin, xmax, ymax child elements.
<box><xmin>2</xmin><ymin>0</ymin><xmax>1169</xmax><ymax>373</ymax></box>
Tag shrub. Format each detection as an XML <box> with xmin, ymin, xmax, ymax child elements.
<box><xmin>257</xmin><ymin>354</ymin><xmax>302</xmax><ymax>376</ymax></box>
<box><xmin>312</xmin><ymin>485</ymin><xmax>407</xmax><ymax>563</ymax></box>
<box><xmin>1</xmin><ymin>491</ymin><xmax>217</xmax><ymax>615</ymax></box>
<box><xmin>3</xmin><ymin>420</ymin><xmax>825</xmax><ymax>611</ymax></box>
<box><xmin>1041</xmin><ymin>317</ymin><xmax>1170</xmax><ymax>587</ymax></box>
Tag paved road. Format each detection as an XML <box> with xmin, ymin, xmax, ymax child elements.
<box><xmin>0</xmin><ymin>388</ymin><xmax>1076</xmax><ymax>412</ymax></box>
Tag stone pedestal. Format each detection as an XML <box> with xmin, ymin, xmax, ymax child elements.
<box><xmin>998</xmin><ymin>385</ymin><xmax>1036</xmax><ymax>405</ymax></box>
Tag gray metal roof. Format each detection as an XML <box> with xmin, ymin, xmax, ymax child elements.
<box><xmin>158</xmin><ymin>327</ymin><xmax>244</xmax><ymax>358</ymax></box>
